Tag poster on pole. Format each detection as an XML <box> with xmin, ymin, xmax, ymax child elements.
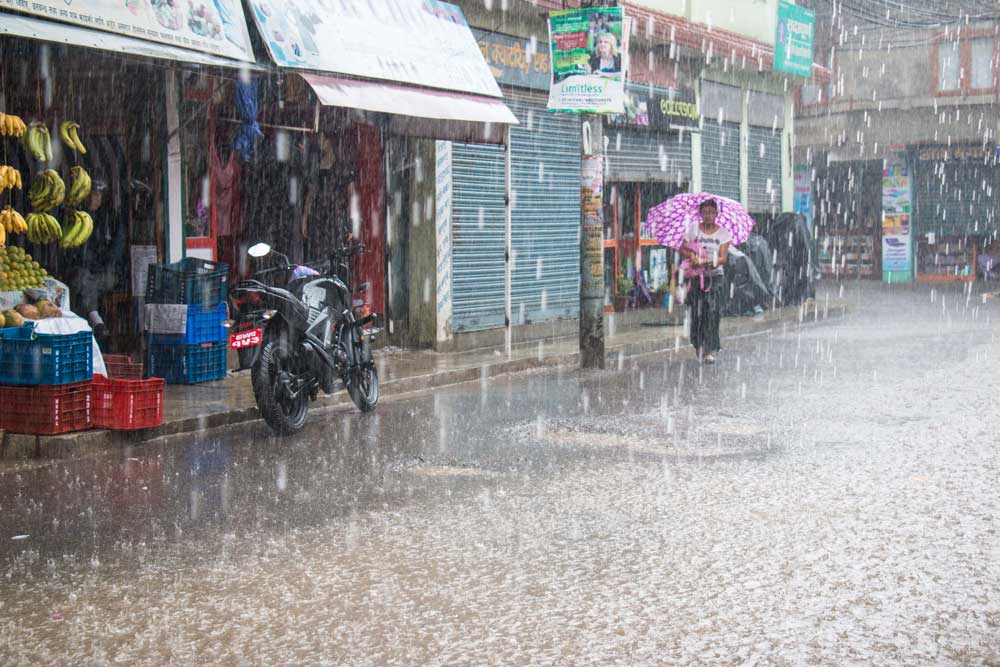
<box><xmin>547</xmin><ymin>7</ymin><xmax>628</xmax><ymax>114</ymax></box>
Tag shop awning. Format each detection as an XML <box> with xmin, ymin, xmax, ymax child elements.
<box><xmin>0</xmin><ymin>12</ymin><xmax>257</xmax><ymax>69</ymax></box>
<box><xmin>245</xmin><ymin>0</ymin><xmax>516</xmax><ymax>125</ymax></box>
<box><xmin>301</xmin><ymin>74</ymin><xmax>518</xmax><ymax>125</ymax></box>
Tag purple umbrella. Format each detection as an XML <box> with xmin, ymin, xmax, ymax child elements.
<box><xmin>646</xmin><ymin>192</ymin><xmax>756</xmax><ymax>249</ymax></box>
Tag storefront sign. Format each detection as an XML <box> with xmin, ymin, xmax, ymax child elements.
<box><xmin>882</xmin><ymin>163</ymin><xmax>912</xmax><ymax>215</ymax></box>
<box><xmin>435</xmin><ymin>141</ymin><xmax>454</xmax><ymax>342</ymax></box>
<box><xmin>548</xmin><ymin>7</ymin><xmax>628</xmax><ymax>114</ymax></box>
<box><xmin>472</xmin><ymin>29</ymin><xmax>551</xmax><ymax>91</ymax></box>
<box><xmin>246</xmin><ymin>0</ymin><xmax>500</xmax><ymax>99</ymax></box>
<box><xmin>917</xmin><ymin>145</ymin><xmax>995</xmax><ymax>161</ymax></box>
<box><xmin>609</xmin><ymin>85</ymin><xmax>699</xmax><ymax>129</ymax></box>
<box><xmin>1</xmin><ymin>0</ymin><xmax>255</xmax><ymax>61</ymax></box>
<box><xmin>882</xmin><ymin>156</ymin><xmax>912</xmax><ymax>274</ymax></box>
<box><xmin>774</xmin><ymin>0</ymin><xmax>814</xmax><ymax>77</ymax></box>
<box><xmin>882</xmin><ymin>214</ymin><xmax>912</xmax><ymax>272</ymax></box>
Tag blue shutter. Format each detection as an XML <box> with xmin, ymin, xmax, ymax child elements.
<box><xmin>508</xmin><ymin>92</ymin><xmax>581</xmax><ymax>325</ymax></box>
<box><xmin>701</xmin><ymin>121</ymin><xmax>740</xmax><ymax>201</ymax></box>
<box><xmin>450</xmin><ymin>142</ymin><xmax>506</xmax><ymax>332</ymax></box>
<box><xmin>605</xmin><ymin>127</ymin><xmax>691</xmax><ymax>184</ymax></box>
<box><xmin>747</xmin><ymin>126</ymin><xmax>783</xmax><ymax>215</ymax></box>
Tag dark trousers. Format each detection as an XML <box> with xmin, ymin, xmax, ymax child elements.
<box><xmin>688</xmin><ymin>275</ymin><xmax>726</xmax><ymax>355</ymax></box>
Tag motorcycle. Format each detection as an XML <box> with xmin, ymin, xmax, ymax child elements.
<box><xmin>227</xmin><ymin>241</ymin><xmax>380</xmax><ymax>435</ymax></box>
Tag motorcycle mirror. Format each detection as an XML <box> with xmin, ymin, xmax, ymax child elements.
<box><xmin>248</xmin><ymin>243</ymin><xmax>272</xmax><ymax>258</ymax></box>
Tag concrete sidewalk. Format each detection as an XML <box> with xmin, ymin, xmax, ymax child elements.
<box><xmin>0</xmin><ymin>291</ymin><xmax>849</xmax><ymax>461</ymax></box>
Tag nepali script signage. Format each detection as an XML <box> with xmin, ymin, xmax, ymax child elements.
<box><xmin>0</xmin><ymin>0</ymin><xmax>255</xmax><ymax>61</ymax></box>
<box><xmin>547</xmin><ymin>6</ymin><xmax>628</xmax><ymax>114</ymax></box>
<box><xmin>246</xmin><ymin>0</ymin><xmax>501</xmax><ymax>99</ymax></box>
<box><xmin>609</xmin><ymin>84</ymin><xmax>698</xmax><ymax>129</ymax></box>
<box><xmin>472</xmin><ymin>29</ymin><xmax>551</xmax><ymax>91</ymax></box>
<box><xmin>774</xmin><ymin>0</ymin><xmax>814</xmax><ymax>78</ymax></box>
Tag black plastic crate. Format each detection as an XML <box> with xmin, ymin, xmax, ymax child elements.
<box><xmin>146</xmin><ymin>258</ymin><xmax>228</xmax><ymax>306</ymax></box>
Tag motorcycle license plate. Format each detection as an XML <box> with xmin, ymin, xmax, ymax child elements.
<box><xmin>230</xmin><ymin>328</ymin><xmax>263</xmax><ymax>350</ymax></box>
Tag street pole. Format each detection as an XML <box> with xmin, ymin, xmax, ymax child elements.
<box><xmin>580</xmin><ymin>114</ymin><xmax>605</xmax><ymax>369</ymax></box>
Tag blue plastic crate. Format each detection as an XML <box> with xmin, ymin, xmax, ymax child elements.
<box><xmin>0</xmin><ymin>325</ymin><xmax>93</xmax><ymax>385</ymax></box>
<box><xmin>148</xmin><ymin>303</ymin><xmax>228</xmax><ymax>345</ymax></box>
<box><xmin>147</xmin><ymin>341</ymin><xmax>227</xmax><ymax>384</ymax></box>
<box><xmin>146</xmin><ymin>258</ymin><xmax>229</xmax><ymax>306</ymax></box>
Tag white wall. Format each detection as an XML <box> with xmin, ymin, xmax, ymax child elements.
<box><xmin>629</xmin><ymin>0</ymin><xmax>778</xmax><ymax>46</ymax></box>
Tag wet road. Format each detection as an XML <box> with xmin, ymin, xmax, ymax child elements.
<box><xmin>2</xmin><ymin>283</ymin><xmax>1000</xmax><ymax>666</ymax></box>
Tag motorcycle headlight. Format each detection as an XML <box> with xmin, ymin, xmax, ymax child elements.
<box><xmin>262</xmin><ymin>310</ymin><xmax>277</xmax><ymax>321</ymax></box>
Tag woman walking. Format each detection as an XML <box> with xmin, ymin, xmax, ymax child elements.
<box><xmin>679</xmin><ymin>199</ymin><xmax>730</xmax><ymax>364</ymax></box>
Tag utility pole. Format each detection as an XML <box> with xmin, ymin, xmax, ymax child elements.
<box><xmin>580</xmin><ymin>115</ymin><xmax>605</xmax><ymax>369</ymax></box>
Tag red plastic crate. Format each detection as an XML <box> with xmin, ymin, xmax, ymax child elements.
<box><xmin>103</xmin><ymin>355</ymin><xmax>144</xmax><ymax>380</ymax></box>
<box><xmin>0</xmin><ymin>381</ymin><xmax>92</xmax><ymax>434</ymax></box>
<box><xmin>91</xmin><ymin>375</ymin><xmax>164</xmax><ymax>431</ymax></box>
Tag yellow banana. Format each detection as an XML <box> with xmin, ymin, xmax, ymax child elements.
<box><xmin>0</xmin><ymin>113</ymin><xmax>26</xmax><ymax>137</ymax></box>
<box><xmin>67</xmin><ymin>166</ymin><xmax>92</xmax><ymax>206</ymax></box>
<box><xmin>0</xmin><ymin>220</ymin><xmax>6</xmax><ymax>247</ymax></box>
<box><xmin>67</xmin><ymin>123</ymin><xmax>86</xmax><ymax>155</ymax></box>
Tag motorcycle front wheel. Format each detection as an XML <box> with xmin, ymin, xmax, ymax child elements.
<box><xmin>347</xmin><ymin>363</ymin><xmax>379</xmax><ymax>413</ymax></box>
<box><xmin>252</xmin><ymin>340</ymin><xmax>309</xmax><ymax>435</ymax></box>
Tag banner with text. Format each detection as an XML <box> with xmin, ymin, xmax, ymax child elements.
<box><xmin>0</xmin><ymin>0</ymin><xmax>255</xmax><ymax>61</ymax></box>
<box><xmin>774</xmin><ymin>0</ymin><xmax>814</xmax><ymax>77</ymax></box>
<box><xmin>547</xmin><ymin>7</ymin><xmax>627</xmax><ymax>114</ymax></box>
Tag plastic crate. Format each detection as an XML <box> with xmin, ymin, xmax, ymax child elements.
<box><xmin>103</xmin><ymin>354</ymin><xmax>144</xmax><ymax>380</ymax></box>
<box><xmin>91</xmin><ymin>374</ymin><xmax>165</xmax><ymax>430</ymax></box>
<box><xmin>148</xmin><ymin>303</ymin><xmax>228</xmax><ymax>345</ymax></box>
<box><xmin>146</xmin><ymin>258</ymin><xmax>229</xmax><ymax>306</ymax></box>
<box><xmin>0</xmin><ymin>381</ymin><xmax>92</xmax><ymax>434</ymax></box>
<box><xmin>147</xmin><ymin>341</ymin><xmax>227</xmax><ymax>384</ymax></box>
<box><xmin>0</xmin><ymin>325</ymin><xmax>93</xmax><ymax>385</ymax></box>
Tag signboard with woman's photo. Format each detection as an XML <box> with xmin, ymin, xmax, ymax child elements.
<box><xmin>547</xmin><ymin>7</ymin><xmax>628</xmax><ymax>114</ymax></box>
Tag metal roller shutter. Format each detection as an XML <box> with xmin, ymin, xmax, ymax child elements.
<box><xmin>915</xmin><ymin>158</ymin><xmax>1000</xmax><ymax>236</ymax></box>
<box><xmin>451</xmin><ymin>142</ymin><xmax>506</xmax><ymax>332</ymax></box>
<box><xmin>507</xmin><ymin>91</ymin><xmax>581</xmax><ymax>325</ymax></box>
<box><xmin>605</xmin><ymin>126</ymin><xmax>691</xmax><ymax>184</ymax></box>
<box><xmin>701</xmin><ymin>121</ymin><xmax>740</xmax><ymax>201</ymax></box>
<box><xmin>747</xmin><ymin>126</ymin><xmax>782</xmax><ymax>215</ymax></box>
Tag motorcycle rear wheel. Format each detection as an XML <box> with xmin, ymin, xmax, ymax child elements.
<box><xmin>252</xmin><ymin>340</ymin><xmax>309</xmax><ymax>435</ymax></box>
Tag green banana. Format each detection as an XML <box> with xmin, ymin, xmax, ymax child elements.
<box><xmin>59</xmin><ymin>121</ymin><xmax>87</xmax><ymax>155</ymax></box>
<box><xmin>67</xmin><ymin>166</ymin><xmax>92</xmax><ymax>206</ymax></box>
<box><xmin>28</xmin><ymin>170</ymin><xmax>65</xmax><ymax>211</ymax></box>
<box><xmin>59</xmin><ymin>210</ymin><xmax>93</xmax><ymax>248</ymax></box>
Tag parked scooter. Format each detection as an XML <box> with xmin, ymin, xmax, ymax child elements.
<box><xmin>227</xmin><ymin>241</ymin><xmax>380</xmax><ymax>435</ymax></box>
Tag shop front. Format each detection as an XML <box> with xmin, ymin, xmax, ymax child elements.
<box><xmin>239</xmin><ymin>1</ymin><xmax>516</xmax><ymax>347</ymax></box>
<box><xmin>441</xmin><ymin>28</ymin><xmax>581</xmax><ymax>336</ymax></box>
<box><xmin>0</xmin><ymin>2</ymin><xmax>258</xmax><ymax>434</ymax></box>
<box><xmin>603</xmin><ymin>81</ymin><xmax>698</xmax><ymax>309</ymax></box>
<box><xmin>911</xmin><ymin>143</ymin><xmax>1000</xmax><ymax>282</ymax></box>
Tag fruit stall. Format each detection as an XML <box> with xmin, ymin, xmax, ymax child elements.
<box><xmin>0</xmin><ymin>112</ymin><xmax>164</xmax><ymax>435</ymax></box>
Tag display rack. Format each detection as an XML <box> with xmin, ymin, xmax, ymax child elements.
<box><xmin>817</xmin><ymin>232</ymin><xmax>876</xmax><ymax>279</ymax></box>
<box><xmin>915</xmin><ymin>237</ymin><xmax>977</xmax><ymax>283</ymax></box>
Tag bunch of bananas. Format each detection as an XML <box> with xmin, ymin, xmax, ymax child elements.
<box><xmin>0</xmin><ymin>207</ymin><xmax>27</xmax><ymax>236</ymax></box>
<box><xmin>0</xmin><ymin>113</ymin><xmax>27</xmax><ymax>138</ymax></box>
<box><xmin>59</xmin><ymin>121</ymin><xmax>87</xmax><ymax>155</ymax></box>
<box><xmin>0</xmin><ymin>165</ymin><xmax>22</xmax><ymax>192</ymax></box>
<box><xmin>28</xmin><ymin>169</ymin><xmax>65</xmax><ymax>211</ymax></box>
<box><xmin>25</xmin><ymin>212</ymin><xmax>62</xmax><ymax>244</ymax></box>
<box><xmin>22</xmin><ymin>123</ymin><xmax>52</xmax><ymax>162</ymax></box>
<box><xmin>59</xmin><ymin>210</ymin><xmax>93</xmax><ymax>248</ymax></box>
<box><xmin>0</xmin><ymin>207</ymin><xmax>26</xmax><ymax>246</ymax></box>
<box><xmin>66</xmin><ymin>166</ymin><xmax>92</xmax><ymax>207</ymax></box>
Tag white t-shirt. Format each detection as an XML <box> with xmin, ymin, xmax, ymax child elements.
<box><xmin>684</xmin><ymin>222</ymin><xmax>732</xmax><ymax>275</ymax></box>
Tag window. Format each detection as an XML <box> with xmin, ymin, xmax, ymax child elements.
<box><xmin>936</xmin><ymin>37</ymin><xmax>994</xmax><ymax>94</ymax></box>
<box><xmin>971</xmin><ymin>38</ymin><xmax>994</xmax><ymax>90</ymax></box>
<box><xmin>938</xmin><ymin>42</ymin><xmax>960</xmax><ymax>92</ymax></box>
